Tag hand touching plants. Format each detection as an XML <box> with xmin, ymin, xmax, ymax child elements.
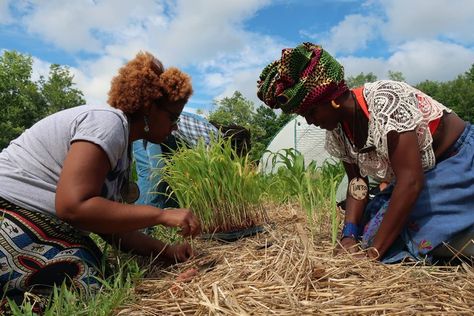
<box><xmin>159</xmin><ymin>208</ymin><xmax>201</xmax><ymax>237</ymax></box>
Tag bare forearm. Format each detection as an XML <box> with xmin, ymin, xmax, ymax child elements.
<box><xmin>372</xmin><ymin>180</ymin><xmax>422</xmax><ymax>256</ymax></box>
<box><xmin>344</xmin><ymin>196</ymin><xmax>367</xmax><ymax>225</ymax></box>
<box><xmin>102</xmin><ymin>231</ymin><xmax>168</xmax><ymax>257</ymax></box>
<box><xmin>58</xmin><ymin>197</ymin><xmax>163</xmax><ymax>233</ymax></box>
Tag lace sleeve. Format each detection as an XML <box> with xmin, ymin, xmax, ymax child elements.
<box><xmin>365</xmin><ymin>81</ymin><xmax>423</xmax><ymax>153</ymax></box>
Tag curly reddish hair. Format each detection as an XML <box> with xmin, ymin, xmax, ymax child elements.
<box><xmin>108</xmin><ymin>51</ymin><xmax>193</xmax><ymax>114</ymax></box>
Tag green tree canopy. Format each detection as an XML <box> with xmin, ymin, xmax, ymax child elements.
<box><xmin>0</xmin><ymin>50</ymin><xmax>85</xmax><ymax>149</ymax></box>
<box><xmin>388</xmin><ymin>70</ymin><xmax>406</xmax><ymax>82</ymax></box>
<box><xmin>207</xmin><ymin>91</ymin><xmax>292</xmax><ymax>160</ymax></box>
<box><xmin>416</xmin><ymin>65</ymin><xmax>474</xmax><ymax>122</ymax></box>
<box><xmin>346</xmin><ymin>72</ymin><xmax>377</xmax><ymax>88</ymax></box>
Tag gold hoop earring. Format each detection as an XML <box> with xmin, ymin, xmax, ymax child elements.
<box><xmin>331</xmin><ymin>100</ymin><xmax>340</xmax><ymax>109</ymax></box>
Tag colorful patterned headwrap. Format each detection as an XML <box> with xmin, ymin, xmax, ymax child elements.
<box><xmin>257</xmin><ymin>43</ymin><xmax>348</xmax><ymax>114</ymax></box>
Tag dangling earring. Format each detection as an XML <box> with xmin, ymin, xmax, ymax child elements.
<box><xmin>143</xmin><ymin>116</ymin><xmax>150</xmax><ymax>133</ymax></box>
<box><xmin>331</xmin><ymin>100</ymin><xmax>340</xmax><ymax>109</ymax></box>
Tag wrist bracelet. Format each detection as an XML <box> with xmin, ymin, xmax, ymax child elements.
<box><xmin>341</xmin><ymin>222</ymin><xmax>359</xmax><ymax>239</ymax></box>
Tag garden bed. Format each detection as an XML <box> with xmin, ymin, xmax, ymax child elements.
<box><xmin>117</xmin><ymin>204</ymin><xmax>474</xmax><ymax>315</ymax></box>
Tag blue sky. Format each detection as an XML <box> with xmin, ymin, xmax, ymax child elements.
<box><xmin>1</xmin><ymin>0</ymin><xmax>473</xmax><ymax>113</ymax></box>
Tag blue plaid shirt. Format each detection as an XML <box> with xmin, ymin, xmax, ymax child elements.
<box><xmin>172</xmin><ymin>111</ymin><xmax>219</xmax><ymax>147</ymax></box>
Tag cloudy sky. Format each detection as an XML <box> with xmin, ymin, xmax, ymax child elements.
<box><xmin>1</xmin><ymin>0</ymin><xmax>473</xmax><ymax>113</ymax></box>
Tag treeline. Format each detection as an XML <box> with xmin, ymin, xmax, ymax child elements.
<box><xmin>1</xmin><ymin>49</ymin><xmax>473</xmax><ymax>158</ymax></box>
<box><xmin>0</xmin><ymin>51</ymin><xmax>85</xmax><ymax>149</ymax></box>
<box><xmin>346</xmin><ymin>67</ymin><xmax>474</xmax><ymax>122</ymax></box>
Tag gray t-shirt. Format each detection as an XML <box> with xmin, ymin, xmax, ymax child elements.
<box><xmin>0</xmin><ymin>105</ymin><xmax>130</xmax><ymax>215</ymax></box>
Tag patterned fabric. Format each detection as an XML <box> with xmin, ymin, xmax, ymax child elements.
<box><xmin>0</xmin><ymin>197</ymin><xmax>103</xmax><ymax>297</ymax></box>
<box><xmin>359</xmin><ymin>123</ymin><xmax>474</xmax><ymax>263</ymax></box>
<box><xmin>257</xmin><ymin>42</ymin><xmax>348</xmax><ymax>114</ymax></box>
<box><xmin>172</xmin><ymin>112</ymin><xmax>219</xmax><ymax>147</ymax></box>
<box><xmin>326</xmin><ymin>80</ymin><xmax>452</xmax><ymax>182</ymax></box>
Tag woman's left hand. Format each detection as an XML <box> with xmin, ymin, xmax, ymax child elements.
<box><xmin>164</xmin><ymin>242</ymin><xmax>194</xmax><ymax>262</ymax></box>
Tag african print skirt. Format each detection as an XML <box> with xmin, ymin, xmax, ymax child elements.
<box><xmin>0</xmin><ymin>197</ymin><xmax>104</xmax><ymax>297</ymax></box>
<box><xmin>360</xmin><ymin>122</ymin><xmax>474</xmax><ymax>263</ymax></box>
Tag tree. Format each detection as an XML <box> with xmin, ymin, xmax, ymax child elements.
<box><xmin>388</xmin><ymin>70</ymin><xmax>405</xmax><ymax>82</ymax></box>
<box><xmin>208</xmin><ymin>91</ymin><xmax>255</xmax><ymax>128</ymax></box>
<box><xmin>416</xmin><ymin>64</ymin><xmax>474</xmax><ymax>123</ymax></box>
<box><xmin>39</xmin><ymin>64</ymin><xmax>85</xmax><ymax>116</ymax></box>
<box><xmin>207</xmin><ymin>91</ymin><xmax>292</xmax><ymax>161</ymax></box>
<box><xmin>466</xmin><ymin>64</ymin><xmax>474</xmax><ymax>83</ymax></box>
<box><xmin>346</xmin><ymin>72</ymin><xmax>377</xmax><ymax>88</ymax></box>
<box><xmin>0</xmin><ymin>50</ymin><xmax>85</xmax><ymax>149</ymax></box>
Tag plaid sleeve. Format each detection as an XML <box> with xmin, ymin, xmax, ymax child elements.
<box><xmin>173</xmin><ymin>112</ymin><xmax>220</xmax><ymax>147</ymax></box>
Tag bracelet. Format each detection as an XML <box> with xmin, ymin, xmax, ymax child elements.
<box><xmin>366</xmin><ymin>247</ymin><xmax>380</xmax><ymax>260</ymax></box>
<box><xmin>341</xmin><ymin>222</ymin><xmax>359</xmax><ymax>239</ymax></box>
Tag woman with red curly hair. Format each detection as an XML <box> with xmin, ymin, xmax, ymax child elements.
<box><xmin>0</xmin><ymin>51</ymin><xmax>200</xmax><ymax>300</ymax></box>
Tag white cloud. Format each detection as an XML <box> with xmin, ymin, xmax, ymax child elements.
<box><xmin>10</xmin><ymin>0</ymin><xmax>277</xmax><ymax>108</ymax></box>
<box><xmin>0</xmin><ymin>0</ymin><xmax>12</xmax><ymax>24</ymax></box>
<box><xmin>213</xmin><ymin>68</ymin><xmax>263</xmax><ymax>107</ymax></box>
<box><xmin>147</xmin><ymin>0</ymin><xmax>272</xmax><ymax>66</ymax></box>
<box><xmin>340</xmin><ymin>40</ymin><xmax>474</xmax><ymax>84</ymax></box>
<box><xmin>9</xmin><ymin>0</ymin><xmax>474</xmax><ymax>113</ymax></box>
<box><xmin>386</xmin><ymin>40</ymin><xmax>474</xmax><ymax>83</ymax></box>
<box><xmin>72</xmin><ymin>55</ymin><xmax>125</xmax><ymax>106</ymax></box>
<box><xmin>31</xmin><ymin>57</ymin><xmax>51</xmax><ymax>81</ymax></box>
<box><xmin>338</xmin><ymin>56</ymin><xmax>387</xmax><ymax>80</ymax></box>
<box><xmin>309</xmin><ymin>14</ymin><xmax>382</xmax><ymax>54</ymax></box>
<box><xmin>16</xmin><ymin>0</ymin><xmax>162</xmax><ymax>52</ymax></box>
<box><xmin>381</xmin><ymin>0</ymin><xmax>474</xmax><ymax>44</ymax></box>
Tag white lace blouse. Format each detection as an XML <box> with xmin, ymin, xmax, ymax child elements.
<box><xmin>325</xmin><ymin>80</ymin><xmax>452</xmax><ymax>182</ymax></box>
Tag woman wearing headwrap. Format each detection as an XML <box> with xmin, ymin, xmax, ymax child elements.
<box><xmin>0</xmin><ymin>51</ymin><xmax>201</xmax><ymax>301</ymax></box>
<box><xmin>257</xmin><ymin>42</ymin><xmax>474</xmax><ymax>263</ymax></box>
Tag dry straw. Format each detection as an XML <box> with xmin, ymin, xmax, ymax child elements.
<box><xmin>118</xmin><ymin>203</ymin><xmax>474</xmax><ymax>315</ymax></box>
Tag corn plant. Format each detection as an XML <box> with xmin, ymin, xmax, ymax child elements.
<box><xmin>158</xmin><ymin>137</ymin><xmax>268</xmax><ymax>234</ymax></box>
<box><xmin>264</xmin><ymin>149</ymin><xmax>344</xmax><ymax>243</ymax></box>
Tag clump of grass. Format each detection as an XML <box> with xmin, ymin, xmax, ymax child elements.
<box><xmin>159</xmin><ymin>137</ymin><xmax>268</xmax><ymax>233</ymax></box>
<box><xmin>5</xmin><ymin>241</ymin><xmax>143</xmax><ymax>315</ymax></box>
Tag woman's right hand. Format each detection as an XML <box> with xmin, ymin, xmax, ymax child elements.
<box><xmin>334</xmin><ymin>237</ymin><xmax>363</xmax><ymax>258</ymax></box>
<box><xmin>159</xmin><ymin>208</ymin><xmax>201</xmax><ymax>237</ymax></box>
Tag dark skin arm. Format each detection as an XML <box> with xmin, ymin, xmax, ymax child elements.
<box><xmin>334</xmin><ymin>161</ymin><xmax>369</xmax><ymax>254</ymax></box>
<box><xmin>100</xmin><ymin>231</ymin><xmax>193</xmax><ymax>263</ymax></box>
<box><xmin>56</xmin><ymin>141</ymin><xmax>201</xmax><ymax>261</ymax></box>
<box><xmin>369</xmin><ymin>130</ymin><xmax>424</xmax><ymax>258</ymax></box>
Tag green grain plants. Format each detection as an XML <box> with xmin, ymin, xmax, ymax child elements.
<box><xmin>159</xmin><ymin>137</ymin><xmax>268</xmax><ymax>234</ymax></box>
<box><xmin>264</xmin><ymin>149</ymin><xmax>344</xmax><ymax>243</ymax></box>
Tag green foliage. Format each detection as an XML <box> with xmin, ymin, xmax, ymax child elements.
<box><xmin>346</xmin><ymin>72</ymin><xmax>377</xmax><ymax>88</ymax></box>
<box><xmin>6</xmin><ymin>255</ymin><xmax>141</xmax><ymax>315</ymax></box>
<box><xmin>159</xmin><ymin>137</ymin><xmax>268</xmax><ymax>233</ymax></box>
<box><xmin>416</xmin><ymin>64</ymin><xmax>474</xmax><ymax>122</ymax></box>
<box><xmin>208</xmin><ymin>91</ymin><xmax>292</xmax><ymax>161</ymax></box>
<box><xmin>39</xmin><ymin>64</ymin><xmax>85</xmax><ymax>116</ymax></box>
<box><xmin>0</xmin><ymin>50</ymin><xmax>85</xmax><ymax>149</ymax></box>
<box><xmin>388</xmin><ymin>70</ymin><xmax>406</xmax><ymax>82</ymax></box>
<box><xmin>264</xmin><ymin>149</ymin><xmax>344</xmax><ymax>243</ymax></box>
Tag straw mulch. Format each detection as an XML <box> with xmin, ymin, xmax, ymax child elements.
<box><xmin>117</xmin><ymin>205</ymin><xmax>474</xmax><ymax>315</ymax></box>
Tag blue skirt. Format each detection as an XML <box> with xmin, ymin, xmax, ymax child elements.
<box><xmin>361</xmin><ymin>122</ymin><xmax>474</xmax><ymax>263</ymax></box>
